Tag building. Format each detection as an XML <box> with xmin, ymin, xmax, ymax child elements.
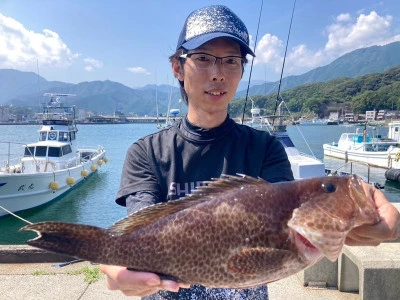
<box><xmin>0</xmin><ymin>106</ymin><xmax>10</xmax><ymax>122</ymax></box>
<box><xmin>365</xmin><ymin>110</ymin><xmax>376</xmax><ymax>121</ymax></box>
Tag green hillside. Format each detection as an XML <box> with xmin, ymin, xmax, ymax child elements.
<box><xmin>229</xmin><ymin>66</ymin><xmax>400</xmax><ymax>118</ymax></box>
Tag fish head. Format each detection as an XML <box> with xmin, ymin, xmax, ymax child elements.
<box><xmin>288</xmin><ymin>175</ymin><xmax>380</xmax><ymax>262</ymax></box>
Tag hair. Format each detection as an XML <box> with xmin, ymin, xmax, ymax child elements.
<box><xmin>169</xmin><ymin>45</ymin><xmax>249</xmax><ymax>106</ymax></box>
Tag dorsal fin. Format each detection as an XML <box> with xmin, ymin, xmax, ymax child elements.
<box><xmin>108</xmin><ymin>175</ymin><xmax>267</xmax><ymax>235</ymax></box>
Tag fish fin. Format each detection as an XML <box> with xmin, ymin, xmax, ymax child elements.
<box><xmin>21</xmin><ymin>222</ymin><xmax>107</xmax><ymax>262</ymax></box>
<box><xmin>109</xmin><ymin>175</ymin><xmax>266</xmax><ymax>235</ymax></box>
<box><xmin>108</xmin><ymin>197</ymin><xmax>210</xmax><ymax>235</ymax></box>
<box><xmin>227</xmin><ymin>247</ymin><xmax>297</xmax><ymax>275</ymax></box>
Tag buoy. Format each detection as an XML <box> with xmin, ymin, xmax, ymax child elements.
<box><xmin>90</xmin><ymin>165</ymin><xmax>97</xmax><ymax>172</ymax></box>
<box><xmin>103</xmin><ymin>157</ymin><xmax>109</xmax><ymax>163</ymax></box>
<box><xmin>97</xmin><ymin>159</ymin><xmax>104</xmax><ymax>166</ymax></box>
<box><xmin>66</xmin><ymin>177</ymin><xmax>75</xmax><ymax>185</ymax></box>
<box><xmin>81</xmin><ymin>169</ymin><xmax>88</xmax><ymax>177</ymax></box>
<box><xmin>49</xmin><ymin>181</ymin><xmax>59</xmax><ymax>190</ymax></box>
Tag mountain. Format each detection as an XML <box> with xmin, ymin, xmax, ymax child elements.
<box><xmin>2</xmin><ymin>41</ymin><xmax>400</xmax><ymax>115</ymax></box>
<box><xmin>0</xmin><ymin>71</ymin><xmax>182</xmax><ymax>116</ymax></box>
<box><xmin>235</xmin><ymin>41</ymin><xmax>400</xmax><ymax>98</ymax></box>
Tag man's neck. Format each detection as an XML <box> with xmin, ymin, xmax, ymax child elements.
<box><xmin>186</xmin><ymin>111</ymin><xmax>228</xmax><ymax>129</ymax></box>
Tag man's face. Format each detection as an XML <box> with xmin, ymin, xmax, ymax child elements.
<box><xmin>174</xmin><ymin>38</ymin><xmax>243</xmax><ymax>116</ymax></box>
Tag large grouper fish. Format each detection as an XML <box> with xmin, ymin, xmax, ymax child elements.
<box><xmin>22</xmin><ymin>174</ymin><xmax>380</xmax><ymax>289</ymax></box>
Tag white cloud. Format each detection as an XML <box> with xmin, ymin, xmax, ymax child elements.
<box><xmin>325</xmin><ymin>11</ymin><xmax>395</xmax><ymax>56</ymax></box>
<box><xmin>0</xmin><ymin>13</ymin><xmax>78</xmax><ymax>70</ymax></box>
<box><xmin>255</xmin><ymin>10</ymin><xmax>400</xmax><ymax>78</ymax></box>
<box><xmin>336</xmin><ymin>13</ymin><xmax>352</xmax><ymax>23</ymax></box>
<box><xmin>127</xmin><ymin>66</ymin><xmax>151</xmax><ymax>75</ymax></box>
<box><xmin>84</xmin><ymin>58</ymin><xmax>103</xmax><ymax>72</ymax></box>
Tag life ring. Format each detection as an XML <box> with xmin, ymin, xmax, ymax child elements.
<box><xmin>48</xmin><ymin>132</ymin><xmax>57</xmax><ymax>140</ymax></box>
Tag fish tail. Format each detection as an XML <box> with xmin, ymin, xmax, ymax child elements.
<box><xmin>21</xmin><ymin>222</ymin><xmax>108</xmax><ymax>263</ymax></box>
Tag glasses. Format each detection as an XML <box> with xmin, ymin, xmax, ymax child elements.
<box><xmin>179</xmin><ymin>53</ymin><xmax>244</xmax><ymax>72</ymax></box>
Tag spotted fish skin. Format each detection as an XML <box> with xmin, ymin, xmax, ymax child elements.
<box><xmin>22</xmin><ymin>175</ymin><xmax>379</xmax><ymax>289</ymax></box>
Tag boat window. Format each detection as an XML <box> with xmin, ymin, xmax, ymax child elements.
<box><xmin>62</xmin><ymin>145</ymin><xmax>72</xmax><ymax>155</ymax></box>
<box><xmin>35</xmin><ymin>146</ymin><xmax>47</xmax><ymax>157</ymax></box>
<box><xmin>24</xmin><ymin>146</ymin><xmax>35</xmax><ymax>157</ymax></box>
<box><xmin>48</xmin><ymin>147</ymin><xmax>62</xmax><ymax>157</ymax></box>
<box><xmin>58</xmin><ymin>132</ymin><xmax>69</xmax><ymax>142</ymax></box>
<box><xmin>277</xmin><ymin>136</ymin><xmax>295</xmax><ymax>148</ymax></box>
<box><xmin>70</xmin><ymin>131</ymin><xmax>76</xmax><ymax>141</ymax></box>
<box><xmin>39</xmin><ymin>132</ymin><xmax>47</xmax><ymax>141</ymax></box>
<box><xmin>48</xmin><ymin>131</ymin><xmax>57</xmax><ymax>141</ymax></box>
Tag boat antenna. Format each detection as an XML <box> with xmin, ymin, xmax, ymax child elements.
<box><xmin>240</xmin><ymin>0</ymin><xmax>263</xmax><ymax>124</ymax></box>
<box><xmin>155</xmin><ymin>71</ymin><xmax>160</xmax><ymax>127</ymax></box>
<box><xmin>272</xmin><ymin>0</ymin><xmax>296</xmax><ymax>125</ymax></box>
<box><xmin>36</xmin><ymin>58</ymin><xmax>41</xmax><ymax>108</ymax></box>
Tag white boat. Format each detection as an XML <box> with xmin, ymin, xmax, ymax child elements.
<box><xmin>327</xmin><ymin>112</ymin><xmax>340</xmax><ymax>125</ymax></box>
<box><xmin>246</xmin><ymin>101</ymin><xmax>325</xmax><ymax>180</ymax></box>
<box><xmin>0</xmin><ymin>93</ymin><xmax>107</xmax><ymax>217</ymax></box>
<box><xmin>298</xmin><ymin>118</ymin><xmax>327</xmax><ymax>126</ymax></box>
<box><xmin>323</xmin><ymin>121</ymin><xmax>400</xmax><ymax>169</ymax></box>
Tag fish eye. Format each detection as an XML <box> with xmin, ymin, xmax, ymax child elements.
<box><xmin>322</xmin><ymin>183</ymin><xmax>336</xmax><ymax>193</ymax></box>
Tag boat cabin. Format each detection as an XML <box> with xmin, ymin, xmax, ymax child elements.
<box><xmin>388</xmin><ymin>121</ymin><xmax>400</xmax><ymax>142</ymax></box>
<box><xmin>337</xmin><ymin>132</ymin><xmax>393</xmax><ymax>152</ymax></box>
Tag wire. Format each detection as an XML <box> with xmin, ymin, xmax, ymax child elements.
<box><xmin>240</xmin><ymin>0</ymin><xmax>263</xmax><ymax>124</ymax></box>
<box><xmin>272</xmin><ymin>0</ymin><xmax>297</xmax><ymax>125</ymax></box>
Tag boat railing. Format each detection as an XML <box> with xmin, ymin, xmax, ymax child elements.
<box><xmin>352</xmin><ymin>141</ymin><xmax>397</xmax><ymax>152</ymax></box>
<box><xmin>326</xmin><ymin>161</ymin><xmax>372</xmax><ymax>184</ymax></box>
<box><xmin>0</xmin><ymin>141</ymin><xmax>36</xmax><ymax>173</ymax></box>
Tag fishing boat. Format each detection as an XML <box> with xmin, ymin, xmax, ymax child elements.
<box><xmin>323</xmin><ymin>121</ymin><xmax>400</xmax><ymax>169</ymax></box>
<box><xmin>246</xmin><ymin>101</ymin><xmax>325</xmax><ymax>180</ymax></box>
<box><xmin>0</xmin><ymin>93</ymin><xmax>107</xmax><ymax>217</ymax></box>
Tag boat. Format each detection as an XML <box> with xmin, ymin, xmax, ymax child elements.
<box><xmin>246</xmin><ymin>100</ymin><xmax>326</xmax><ymax>180</ymax></box>
<box><xmin>0</xmin><ymin>93</ymin><xmax>107</xmax><ymax>217</ymax></box>
<box><xmin>323</xmin><ymin>121</ymin><xmax>400</xmax><ymax>169</ymax></box>
<box><xmin>298</xmin><ymin>117</ymin><xmax>327</xmax><ymax>126</ymax></box>
<box><xmin>326</xmin><ymin>112</ymin><xmax>340</xmax><ymax>125</ymax></box>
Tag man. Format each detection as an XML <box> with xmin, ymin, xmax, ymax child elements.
<box><xmin>100</xmin><ymin>5</ymin><xmax>400</xmax><ymax>299</ymax></box>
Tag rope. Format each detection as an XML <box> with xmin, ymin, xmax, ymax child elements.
<box><xmin>0</xmin><ymin>205</ymin><xmax>33</xmax><ymax>225</ymax></box>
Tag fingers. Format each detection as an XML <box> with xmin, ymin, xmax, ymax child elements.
<box><xmin>99</xmin><ymin>265</ymin><xmax>190</xmax><ymax>297</ymax></box>
<box><xmin>347</xmin><ymin>181</ymin><xmax>400</xmax><ymax>246</ymax></box>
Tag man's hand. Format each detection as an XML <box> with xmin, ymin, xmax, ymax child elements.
<box><xmin>346</xmin><ymin>181</ymin><xmax>400</xmax><ymax>246</ymax></box>
<box><xmin>99</xmin><ymin>265</ymin><xmax>190</xmax><ymax>297</ymax></box>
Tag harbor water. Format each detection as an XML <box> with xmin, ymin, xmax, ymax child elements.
<box><xmin>0</xmin><ymin>123</ymin><xmax>399</xmax><ymax>244</ymax></box>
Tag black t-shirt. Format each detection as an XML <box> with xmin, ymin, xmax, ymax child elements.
<box><xmin>117</xmin><ymin>116</ymin><xmax>293</xmax><ymax>206</ymax></box>
<box><xmin>115</xmin><ymin>116</ymin><xmax>293</xmax><ymax>300</ymax></box>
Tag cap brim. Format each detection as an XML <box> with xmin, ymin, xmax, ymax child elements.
<box><xmin>182</xmin><ymin>32</ymin><xmax>255</xmax><ymax>57</ymax></box>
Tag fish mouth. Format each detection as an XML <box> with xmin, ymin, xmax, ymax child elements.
<box><xmin>296</xmin><ymin>232</ymin><xmax>317</xmax><ymax>249</ymax></box>
<box><xmin>291</xmin><ymin>230</ymin><xmax>323</xmax><ymax>262</ymax></box>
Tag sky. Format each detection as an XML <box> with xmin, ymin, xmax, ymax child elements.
<box><xmin>1</xmin><ymin>0</ymin><xmax>400</xmax><ymax>88</ymax></box>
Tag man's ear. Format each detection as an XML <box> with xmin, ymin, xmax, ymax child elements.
<box><xmin>172</xmin><ymin>59</ymin><xmax>184</xmax><ymax>81</ymax></box>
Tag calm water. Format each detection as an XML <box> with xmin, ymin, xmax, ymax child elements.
<box><xmin>0</xmin><ymin>123</ymin><xmax>399</xmax><ymax>244</ymax></box>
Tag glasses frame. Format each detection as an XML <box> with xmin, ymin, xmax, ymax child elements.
<box><xmin>179</xmin><ymin>52</ymin><xmax>245</xmax><ymax>72</ymax></box>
